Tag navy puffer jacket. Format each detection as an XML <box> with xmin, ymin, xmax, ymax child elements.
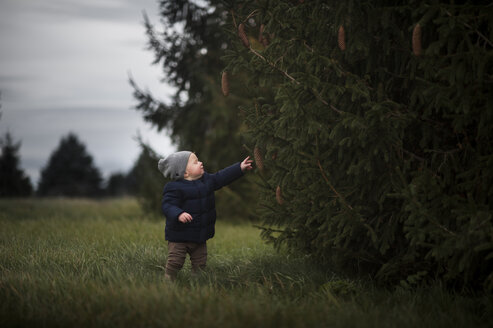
<box><xmin>161</xmin><ymin>162</ymin><xmax>244</xmax><ymax>243</ymax></box>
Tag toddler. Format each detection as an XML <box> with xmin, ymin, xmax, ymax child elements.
<box><xmin>158</xmin><ymin>151</ymin><xmax>252</xmax><ymax>280</ymax></box>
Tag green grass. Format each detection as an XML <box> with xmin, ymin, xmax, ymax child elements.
<box><xmin>0</xmin><ymin>198</ymin><xmax>491</xmax><ymax>327</ymax></box>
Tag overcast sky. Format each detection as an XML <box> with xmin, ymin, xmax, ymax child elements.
<box><xmin>0</xmin><ymin>0</ymin><xmax>176</xmax><ymax>186</ymax></box>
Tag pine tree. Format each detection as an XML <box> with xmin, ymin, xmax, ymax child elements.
<box><xmin>224</xmin><ymin>0</ymin><xmax>493</xmax><ymax>290</ymax></box>
<box><xmin>0</xmin><ymin>132</ymin><xmax>33</xmax><ymax>197</ymax></box>
<box><xmin>38</xmin><ymin>133</ymin><xmax>103</xmax><ymax>197</ymax></box>
<box><xmin>130</xmin><ymin>0</ymin><xmax>256</xmax><ymax>219</ymax></box>
<box><xmin>130</xmin><ymin>0</ymin><xmax>251</xmax><ymax>171</ymax></box>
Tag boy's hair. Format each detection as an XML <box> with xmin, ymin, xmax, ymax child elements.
<box><xmin>158</xmin><ymin>151</ymin><xmax>192</xmax><ymax>180</ymax></box>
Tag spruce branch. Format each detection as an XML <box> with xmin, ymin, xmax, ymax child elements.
<box><xmin>427</xmin><ymin>214</ymin><xmax>457</xmax><ymax>236</ymax></box>
<box><xmin>444</xmin><ymin>9</ymin><xmax>493</xmax><ymax>48</ymax></box>
<box><xmin>303</xmin><ymin>41</ymin><xmax>314</xmax><ymax>53</ymax></box>
<box><xmin>426</xmin><ymin>148</ymin><xmax>462</xmax><ymax>155</ymax></box>
<box><xmin>332</xmin><ymin>246</ymin><xmax>384</xmax><ymax>265</ymax></box>
<box><xmin>249</xmin><ymin>47</ymin><xmax>299</xmax><ymax>83</ymax></box>
<box><xmin>317</xmin><ymin>159</ymin><xmax>354</xmax><ymax>211</ymax></box>
<box><xmin>252</xmin><ymin>225</ymin><xmax>286</xmax><ymax>234</ymax></box>
<box><xmin>230</xmin><ymin>9</ymin><xmax>237</xmax><ymax>28</ymax></box>
<box><xmin>400</xmin><ymin>147</ymin><xmax>426</xmax><ymax>162</ymax></box>
<box><xmin>248</xmin><ymin>47</ymin><xmax>345</xmax><ymax>114</ymax></box>
<box><xmin>244</xmin><ymin>9</ymin><xmax>260</xmax><ymax>22</ymax></box>
<box><xmin>310</xmin><ymin>88</ymin><xmax>344</xmax><ymax>114</ymax></box>
<box><xmin>395</xmin><ymin>166</ymin><xmax>457</xmax><ymax>236</ymax></box>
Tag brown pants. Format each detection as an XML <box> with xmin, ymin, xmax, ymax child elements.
<box><xmin>165</xmin><ymin>241</ymin><xmax>207</xmax><ymax>278</ymax></box>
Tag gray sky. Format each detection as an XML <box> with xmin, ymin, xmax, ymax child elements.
<box><xmin>0</xmin><ymin>0</ymin><xmax>176</xmax><ymax>186</ymax></box>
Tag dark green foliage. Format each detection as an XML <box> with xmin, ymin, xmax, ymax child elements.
<box><xmin>223</xmin><ymin>0</ymin><xmax>493</xmax><ymax>290</ymax></box>
<box><xmin>131</xmin><ymin>0</ymin><xmax>255</xmax><ymax>218</ymax></box>
<box><xmin>0</xmin><ymin>132</ymin><xmax>33</xmax><ymax>197</ymax></box>
<box><xmin>131</xmin><ymin>0</ymin><xmax>248</xmax><ymax>171</ymax></box>
<box><xmin>38</xmin><ymin>133</ymin><xmax>103</xmax><ymax>197</ymax></box>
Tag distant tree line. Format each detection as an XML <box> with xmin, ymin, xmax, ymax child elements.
<box><xmin>0</xmin><ymin>131</ymin><xmax>157</xmax><ymax>200</ymax></box>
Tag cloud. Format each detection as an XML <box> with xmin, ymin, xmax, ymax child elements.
<box><xmin>0</xmin><ymin>0</ymin><xmax>158</xmax><ymax>24</ymax></box>
<box><xmin>0</xmin><ymin>0</ymin><xmax>177</xmax><ymax>185</ymax></box>
<box><xmin>1</xmin><ymin>0</ymin><xmax>171</xmax><ymax>108</ymax></box>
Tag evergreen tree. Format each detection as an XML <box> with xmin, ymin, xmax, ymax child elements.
<box><xmin>0</xmin><ymin>132</ymin><xmax>33</xmax><ymax>197</ymax></box>
<box><xmin>127</xmin><ymin>142</ymin><xmax>164</xmax><ymax>216</ymax></box>
<box><xmin>131</xmin><ymin>0</ymin><xmax>256</xmax><ymax>219</ymax></box>
<box><xmin>224</xmin><ymin>0</ymin><xmax>493</xmax><ymax>290</ymax></box>
<box><xmin>131</xmin><ymin>0</ymin><xmax>247</xmax><ymax>170</ymax></box>
<box><xmin>38</xmin><ymin>133</ymin><xmax>103</xmax><ymax>197</ymax></box>
<box><xmin>105</xmin><ymin>172</ymin><xmax>136</xmax><ymax>197</ymax></box>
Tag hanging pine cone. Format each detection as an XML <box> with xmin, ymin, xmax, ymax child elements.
<box><xmin>276</xmin><ymin>185</ymin><xmax>283</xmax><ymax>205</ymax></box>
<box><xmin>262</xmin><ymin>34</ymin><xmax>270</xmax><ymax>47</ymax></box>
<box><xmin>238</xmin><ymin>23</ymin><xmax>250</xmax><ymax>48</ymax></box>
<box><xmin>412</xmin><ymin>23</ymin><xmax>422</xmax><ymax>56</ymax></box>
<box><xmin>258</xmin><ymin>24</ymin><xmax>265</xmax><ymax>44</ymax></box>
<box><xmin>338</xmin><ymin>25</ymin><xmax>346</xmax><ymax>51</ymax></box>
<box><xmin>221</xmin><ymin>71</ymin><xmax>229</xmax><ymax>97</ymax></box>
<box><xmin>254</xmin><ymin>146</ymin><xmax>264</xmax><ymax>171</ymax></box>
<box><xmin>258</xmin><ymin>24</ymin><xmax>269</xmax><ymax>47</ymax></box>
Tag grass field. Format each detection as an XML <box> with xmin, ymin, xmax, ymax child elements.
<box><xmin>0</xmin><ymin>198</ymin><xmax>492</xmax><ymax>327</ymax></box>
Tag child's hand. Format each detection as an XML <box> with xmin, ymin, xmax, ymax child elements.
<box><xmin>241</xmin><ymin>156</ymin><xmax>253</xmax><ymax>172</ymax></box>
<box><xmin>178</xmin><ymin>212</ymin><xmax>193</xmax><ymax>223</ymax></box>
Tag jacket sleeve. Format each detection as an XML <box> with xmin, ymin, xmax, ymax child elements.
<box><xmin>210</xmin><ymin>162</ymin><xmax>244</xmax><ymax>191</ymax></box>
<box><xmin>161</xmin><ymin>184</ymin><xmax>184</xmax><ymax>222</ymax></box>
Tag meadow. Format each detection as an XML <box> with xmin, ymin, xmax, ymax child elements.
<box><xmin>0</xmin><ymin>198</ymin><xmax>491</xmax><ymax>327</ymax></box>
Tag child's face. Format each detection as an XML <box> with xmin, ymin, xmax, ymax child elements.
<box><xmin>184</xmin><ymin>153</ymin><xmax>204</xmax><ymax>180</ymax></box>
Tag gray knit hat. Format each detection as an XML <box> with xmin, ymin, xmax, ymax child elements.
<box><xmin>158</xmin><ymin>151</ymin><xmax>192</xmax><ymax>180</ymax></box>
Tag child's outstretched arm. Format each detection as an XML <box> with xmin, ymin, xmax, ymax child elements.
<box><xmin>210</xmin><ymin>157</ymin><xmax>252</xmax><ymax>190</ymax></box>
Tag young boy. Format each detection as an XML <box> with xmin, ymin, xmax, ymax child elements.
<box><xmin>158</xmin><ymin>151</ymin><xmax>252</xmax><ymax>280</ymax></box>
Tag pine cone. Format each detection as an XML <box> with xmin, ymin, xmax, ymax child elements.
<box><xmin>258</xmin><ymin>24</ymin><xmax>264</xmax><ymax>45</ymax></box>
<box><xmin>254</xmin><ymin>146</ymin><xmax>264</xmax><ymax>171</ymax></box>
<box><xmin>238</xmin><ymin>23</ymin><xmax>250</xmax><ymax>48</ymax></box>
<box><xmin>412</xmin><ymin>23</ymin><xmax>422</xmax><ymax>56</ymax></box>
<box><xmin>221</xmin><ymin>71</ymin><xmax>229</xmax><ymax>97</ymax></box>
<box><xmin>259</xmin><ymin>24</ymin><xmax>269</xmax><ymax>47</ymax></box>
<box><xmin>338</xmin><ymin>25</ymin><xmax>346</xmax><ymax>51</ymax></box>
<box><xmin>262</xmin><ymin>35</ymin><xmax>270</xmax><ymax>47</ymax></box>
<box><xmin>276</xmin><ymin>185</ymin><xmax>283</xmax><ymax>205</ymax></box>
